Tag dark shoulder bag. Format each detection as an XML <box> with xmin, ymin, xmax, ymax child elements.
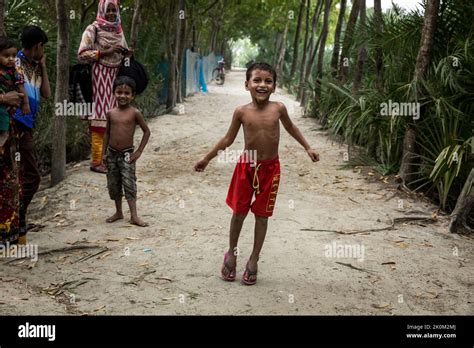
<box><xmin>117</xmin><ymin>56</ymin><xmax>149</xmax><ymax>95</ymax></box>
<box><xmin>69</xmin><ymin>27</ymin><xmax>98</xmax><ymax>103</ymax></box>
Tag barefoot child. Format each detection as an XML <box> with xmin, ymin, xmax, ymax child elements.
<box><xmin>0</xmin><ymin>37</ymin><xmax>30</xmax><ymax>149</ymax></box>
<box><xmin>102</xmin><ymin>76</ymin><xmax>150</xmax><ymax>227</ymax></box>
<box><xmin>194</xmin><ymin>62</ymin><xmax>319</xmax><ymax>285</ymax></box>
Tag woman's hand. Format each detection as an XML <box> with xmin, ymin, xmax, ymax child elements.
<box><xmin>2</xmin><ymin>91</ymin><xmax>24</xmax><ymax>107</ymax></box>
<box><xmin>101</xmin><ymin>45</ymin><xmax>123</xmax><ymax>57</ymax></box>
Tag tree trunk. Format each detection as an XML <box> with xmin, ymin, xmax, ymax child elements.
<box><xmin>176</xmin><ymin>0</ymin><xmax>186</xmax><ymax>104</ymax></box>
<box><xmin>297</xmin><ymin>0</ymin><xmax>311</xmax><ymax>101</ymax></box>
<box><xmin>330</xmin><ymin>0</ymin><xmax>347</xmax><ymax>77</ymax></box>
<box><xmin>80</xmin><ymin>0</ymin><xmax>97</xmax><ymax>27</ymax></box>
<box><xmin>273</xmin><ymin>31</ymin><xmax>283</xmax><ymax>67</ymax></box>
<box><xmin>398</xmin><ymin>0</ymin><xmax>440</xmax><ymax>186</ymax></box>
<box><xmin>289</xmin><ymin>0</ymin><xmax>305</xmax><ymax>78</ymax></box>
<box><xmin>314</xmin><ymin>0</ymin><xmax>332</xmax><ymax>101</ymax></box>
<box><xmin>51</xmin><ymin>0</ymin><xmax>69</xmax><ymax>186</ymax></box>
<box><xmin>373</xmin><ymin>0</ymin><xmax>384</xmax><ymax>91</ymax></box>
<box><xmin>449</xmin><ymin>168</ymin><xmax>474</xmax><ymax>234</ymax></box>
<box><xmin>209</xmin><ymin>16</ymin><xmax>221</xmax><ymax>53</ymax></box>
<box><xmin>397</xmin><ymin>126</ymin><xmax>417</xmax><ymax>186</ymax></box>
<box><xmin>0</xmin><ymin>0</ymin><xmax>6</xmax><ymax>36</ymax></box>
<box><xmin>275</xmin><ymin>23</ymin><xmax>289</xmax><ymax>81</ymax></box>
<box><xmin>299</xmin><ymin>0</ymin><xmax>323</xmax><ymax>104</ymax></box>
<box><xmin>166</xmin><ymin>1</ymin><xmax>180</xmax><ymax>110</ymax></box>
<box><xmin>130</xmin><ymin>0</ymin><xmax>144</xmax><ymax>49</ymax></box>
<box><xmin>338</xmin><ymin>0</ymin><xmax>360</xmax><ymax>83</ymax></box>
<box><xmin>352</xmin><ymin>0</ymin><xmax>366</xmax><ymax>94</ymax></box>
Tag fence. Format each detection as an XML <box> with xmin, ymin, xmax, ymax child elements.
<box><xmin>185</xmin><ymin>50</ymin><xmax>217</xmax><ymax>96</ymax></box>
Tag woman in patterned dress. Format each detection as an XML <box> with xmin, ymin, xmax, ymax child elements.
<box><xmin>0</xmin><ymin>91</ymin><xmax>24</xmax><ymax>245</ymax></box>
<box><xmin>78</xmin><ymin>0</ymin><xmax>132</xmax><ymax>173</ymax></box>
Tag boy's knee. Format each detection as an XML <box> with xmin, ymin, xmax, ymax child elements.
<box><xmin>254</xmin><ymin>215</ymin><xmax>268</xmax><ymax>223</ymax></box>
<box><xmin>232</xmin><ymin>213</ymin><xmax>247</xmax><ymax>222</ymax></box>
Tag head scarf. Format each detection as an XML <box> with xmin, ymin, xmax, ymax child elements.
<box><xmin>95</xmin><ymin>0</ymin><xmax>123</xmax><ymax>33</ymax></box>
<box><xmin>78</xmin><ymin>0</ymin><xmax>128</xmax><ymax>67</ymax></box>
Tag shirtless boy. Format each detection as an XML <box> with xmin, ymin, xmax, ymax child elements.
<box><xmin>102</xmin><ymin>76</ymin><xmax>150</xmax><ymax>227</ymax></box>
<box><xmin>194</xmin><ymin>62</ymin><xmax>319</xmax><ymax>285</ymax></box>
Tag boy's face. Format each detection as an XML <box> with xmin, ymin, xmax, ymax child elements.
<box><xmin>106</xmin><ymin>3</ymin><xmax>118</xmax><ymax>22</ymax></box>
<box><xmin>245</xmin><ymin>69</ymin><xmax>275</xmax><ymax>103</ymax></box>
<box><xmin>114</xmin><ymin>84</ymin><xmax>134</xmax><ymax>106</ymax></box>
<box><xmin>31</xmin><ymin>42</ymin><xmax>45</xmax><ymax>61</ymax></box>
<box><xmin>0</xmin><ymin>47</ymin><xmax>18</xmax><ymax>68</ymax></box>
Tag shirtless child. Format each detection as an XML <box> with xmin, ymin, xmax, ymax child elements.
<box><xmin>102</xmin><ymin>76</ymin><xmax>150</xmax><ymax>227</ymax></box>
<box><xmin>194</xmin><ymin>62</ymin><xmax>319</xmax><ymax>285</ymax></box>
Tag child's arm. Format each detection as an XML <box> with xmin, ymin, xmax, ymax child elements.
<box><xmin>17</xmin><ymin>85</ymin><xmax>30</xmax><ymax>114</ymax></box>
<box><xmin>39</xmin><ymin>54</ymin><xmax>52</xmax><ymax>99</ymax></box>
<box><xmin>102</xmin><ymin>111</ymin><xmax>111</xmax><ymax>165</ymax></box>
<box><xmin>279</xmin><ymin>102</ymin><xmax>320</xmax><ymax>162</ymax></box>
<box><xmin>129</xmin><ymin>109</ymin><xmax>150</xmax><ymax>163</ymax></box>
<box><xmin>194</xmin><ymin>108</ymin><xmax>242</xmax><ymax>171</ymax></box>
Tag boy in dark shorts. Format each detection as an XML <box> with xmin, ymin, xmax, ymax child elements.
<box><xmin>102</xmin><ymin>76</ymin><xmax>150</xmax><ymax>227</ymax></box>
<box><xmin>194</xmin><ymin>62</ymin><xmax>319</xmax><ymax>285</ymax></box>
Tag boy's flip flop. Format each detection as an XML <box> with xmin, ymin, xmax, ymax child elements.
<box><xmin>241</xmin><ymin>262</ymin><xmax>257</xmax><ymax>286</ymax></box>
<box><xmin>221</xmin><ymin>251</ymin><xmax>236</xmax><ymax>281</ymax></box>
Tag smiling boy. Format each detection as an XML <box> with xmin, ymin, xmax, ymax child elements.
<box><xmin>102</xmin><ymin>76</ymin><xmax>150</xmax><ymax>227</ymax></box>
<box><xmin>194</xmin><ymin>62</ymin><xmax>319</xmax><ymax>285</ymax></box>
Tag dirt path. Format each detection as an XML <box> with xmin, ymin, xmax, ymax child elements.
<box><xmin>1</xmin><ymin>70</ymin><xmax>472</xmax><ymax>315</ymax></box>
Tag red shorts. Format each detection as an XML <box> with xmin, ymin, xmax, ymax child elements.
<box><xmin>226</xmin><ymin>156</ymin><xmax>281</xmax><ymax>217</ymax></box>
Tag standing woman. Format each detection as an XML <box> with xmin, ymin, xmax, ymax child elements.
<box><xmin>0</xmin><ymin>91</ymin><xmax>25</xmax><ymax>245</ymax></box>
<box><xmin>78</xmin><ymin>0</ymin><xmax>131</xmax><ymax>173</ymax></box>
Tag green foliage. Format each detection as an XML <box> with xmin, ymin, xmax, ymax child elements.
<box><xmin>310</xmin><ymin>0</ymin><xmax>474</xmax><ymax>211</ymax></box>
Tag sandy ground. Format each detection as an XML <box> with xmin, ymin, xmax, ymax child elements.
<box><xmin>1</xmin><ymin>70</ymin><xmax>473</xmax><ymax>315</ymax></box>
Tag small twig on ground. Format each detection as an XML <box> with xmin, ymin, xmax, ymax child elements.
<box><xmin>348</xmin><ymin>197</ymin><xmax>360</xmax><ymax>204</ymax></box>
<box><xmin>3</xmin><ymin>245</ymin><xmax>104</xmax><ymax>264</ymax></box>
<box><xmin>335</xmin><ymin>262</ymin><xmax>377</xmax><ymax>274</ymax></box>
<box><xmin>301</xmin><ymin>215</ymin><xmax>436</xmax><ymax>235</ymax></box>
<box><xmin>301</xmin><ymin>220</ymin><xmax>395</xmax><ymax>235</ymax></box>
<box><xmin>383</xmin><ymin>192</ymin><xmax>398</xmax><ymax>201</ymax></box>
<box><xmin>73</xmin><ymin>248</ymin><xmax>109</xmax><ymax>263</ymax></box>
<box><xmin>393</xmin><ymin>216</ymin><xmax>437</xmax><ymax>224</ymax></box>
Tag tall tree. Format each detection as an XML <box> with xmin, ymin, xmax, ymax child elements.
<box><xmin>314</xmin><ymin>0</ymin><xmax>332</xmax><ymax>101</ymax></box>
<box><xmin>398</xmin><ymin>0</ymin><xmax>440</xmax><ymax>186</ymax></box>
<box><xmin>330</xmin><ymin>0</ymin><xmax>347</xmax><ymax>77</ymax></box>
<box><xmin>130</xmin><ymin>0</ymin><xmax>144</xmax><ymax>49</ymax></box>
<box><xmin>299</xmin><ymin>0</ymin><xmax>323</xmax><ymax>104</ymax></box>
<box><xmin>338</xmin><ymin>0</ymin><xmax>360</xmax><ymax>83</ymax></box>
<box><xmin>351</xmin><ymin>0</ymin><xmax>366</xmax><ymax>93</ymax></box>
<box><xmin>297</xmin><ymin>0</ymin><xmax>311</xmax><ymax>101</ymax></box>
<box><xmin>275</xmin><ymin>23</ymin><xmax>289</xmax><ymax>80</ymax></box>
<box><xmin>166</xmin><ymin>1</ymin><xmax>181</xmax><ymax>110</ymax></box>
<box><xmin>79</xmin><ymin>0</ymin><xmax>97</xmax><ymax>28</ymax></box>
<box><xmin>51</xmin><ymin>0</ymin><xmax>69</xmax><ymax>186</ymax></box>
<box><xmin>373</xmin><ymin>0</ymin><xmax>384</xmax><ymax>91</ymax></box>
<box><xmin>449</xmin><ymin>168</ymin><xmax>474</xmax><ymax>234</ymax></box>
<box><xmin>290</xmin><ymin>0</ymin><xmax>306</xmax><ymax>78</ymax></box>
<box><xmin>0</xmin><ymin>0</ymin><xmax>5</xmax><ymax>36</ymax></box>
<box><xmin>176</xmin><ymin>0</ymin><xmax>187</xmax><ymax>104</ymax></box>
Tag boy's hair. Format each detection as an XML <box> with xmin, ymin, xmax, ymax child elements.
<box><xmin>21</xmin><ymin>26</ymin><xmax>48</xmax><ymax>49</ymax></box>
<box><xmin>113</xmin><ymin>75</ymin><xmax>136</xmax><ymax>94</ymax></box>
<box><xmin>0</xmin><ymin>36</ymin><xmax>17</xmax><ymax>52</ymax></box>
<box><xmin>246</xmin><ymin>62</ymin><xmax>277</xmax><ymax>85</ymax></box>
